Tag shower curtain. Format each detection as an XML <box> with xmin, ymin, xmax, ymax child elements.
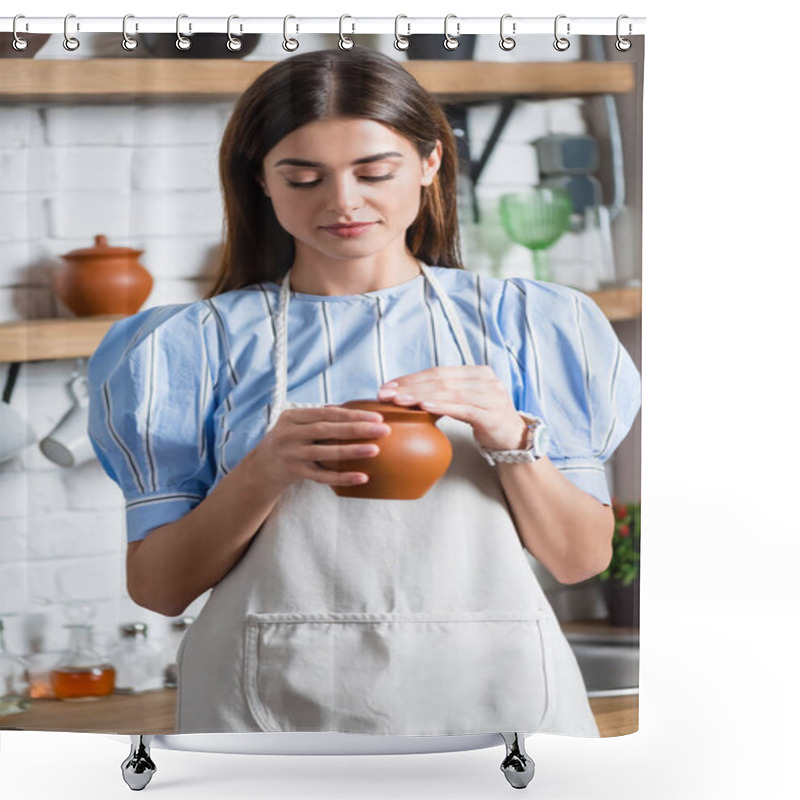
<box><xmin>0</xmin><ymin>16</ymin><xmax>643</xmax><ymax>745</ymax></box>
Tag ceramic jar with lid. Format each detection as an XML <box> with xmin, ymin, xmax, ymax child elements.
<box><xmin>318</xmin><ymin>399</ymin><xmax>453</xmax><ymax>499</ymax></box>
<box><xmin>54</xmin><ymin>234</ymin><xmax>153</xmax><ymax>316</ymax></box>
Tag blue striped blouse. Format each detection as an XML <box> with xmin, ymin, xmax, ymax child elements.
<box><xmin>87</xmin><ymin>266</ymin><xmax>641</xmax><ymax>544</ymax></box>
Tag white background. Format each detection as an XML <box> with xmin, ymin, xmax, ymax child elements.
<box><xmin>2</xmin><ymin>1</ymin><xmax>799</xmax><ymax>798</ymax></box>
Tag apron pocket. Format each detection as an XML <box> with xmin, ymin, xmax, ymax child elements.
<box><xmin>243</xmin><ymin>610</ymin><xmax>551</xmax><ymax>735</ymax></box>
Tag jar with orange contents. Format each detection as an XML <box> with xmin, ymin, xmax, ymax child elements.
<box><xmin>50</xmin><ymin>624</ymin><xmax>115</xmax><ymax>699</ymax></box>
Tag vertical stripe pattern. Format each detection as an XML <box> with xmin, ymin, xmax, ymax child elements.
<box><xmin>320</xmin><ymin>302</ymin><xmax>335</xmax><ymax>404</ymax></box>
<box><xmin>145</xmin><ymin>328</ymin><xmax>159</xmax><ymax>491</ymax></box>
<box><xmin>508</xmin><ymin>279</ymin><xmax>542</xmax><ymax>401</ymax></box>
<box><xmin>475</xmin><ymin>274</ymin><xmax>489</xmax><ymax>366</ymax></box>
<box><xmin>423</xmin><ymin>279</ymin><xmax>440</xmax><ymax>367</ymax></box>
<box><xmin>88</xmin><ymin>265</ymin><xmax>640</xmax><ymax>543</ymax></box>
<box><xmin>374</xmin><ymin>295</ymin><xmax>386</xmax><ymax>386</ymax></box>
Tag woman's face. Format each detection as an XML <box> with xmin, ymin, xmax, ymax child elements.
<box><xmin>259</xmin><ymin>117</ymin><xmax>442</xmax><ymax>263</ymax></box>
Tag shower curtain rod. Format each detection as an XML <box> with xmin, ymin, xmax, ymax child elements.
<box><xmin>0</xmin><ymin>16</ymin><xmax>646</xmax><ymax>37</ymax></box>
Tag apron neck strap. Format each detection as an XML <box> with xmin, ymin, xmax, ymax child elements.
<box><xmin>269</xmin><ymin>262</ymin><xmax>474</xmax><ymax>430</ymax></box>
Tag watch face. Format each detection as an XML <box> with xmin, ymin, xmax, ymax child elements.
<box><xmin>532</xmin><ymin>422</ymin><xmax>550</xmax><ymax>456</ymax></box>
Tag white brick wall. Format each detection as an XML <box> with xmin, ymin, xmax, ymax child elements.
<box><xmin>44</xmin><ymin>106</ymin><xmax>139</xmax><ymax>146</ymax></box>
<box><xmin>0</xmin><ymin>106</ymin><xmax>46</xmax><ymax>147</ymax></box>
<box><xmin>0</xmin><ymin>562</ymin><xmax>28</xmax><ymax>614</ymax></box>
<box><xmin>0</xmin><ymin>471</ymin><xmax>30</xmax><ymax>519</ymax></box>
<box><xmin>2</xmin><ymin>146</ymin><xmax>132</xmax><ymax>193</ymax></box>
<box><xmin>26</xmin><ymin>512</ymin><xmax>122</xmax><ymax>560</ymax></box>
<box><xmin>0</xmin><ymin>79</ymin><xmax>610</xmax><ymax>666</ymax></box>
<box><xmin>0</xmin><ymin>192</ymin><xmax>48</xmax><ymax>243</ymax></box>
<box><xmin>132</xmin><ymin>145</ymin><xmax>220</xmax><ymax>191</ymax></box>
<box><xmin>0</xmin><ymin>285</ymin><xmax>55</xmax><ymax>320</ymax></box>
<box><xmin>0</xmin><ymin>516</ymin><xmax>28</xmax><ymax>562</ymax></box>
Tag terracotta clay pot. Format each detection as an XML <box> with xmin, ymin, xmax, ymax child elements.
<box><xmin>318</xmin><ymin>399</ymin><xmax>452</xmax><ymax>500</ymax></box>
<box><xmin>54</xmin><ymin>235</ymin><xmax>153</xmax><ymax>316</ymax></box>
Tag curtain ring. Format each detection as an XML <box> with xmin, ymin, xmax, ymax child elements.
<box><xmin>121</xmin><ymin>14</ymin><xmax>138</xmax><ymax>51</ymax></box>
<box><xmin>282</xmin><ymin>15</ymin><xmax>299</xmax><ymax>51</ymax></box>
<box><xmin>394</xmin><ymin>15</ymin><xmax>410</xmax><ymax>51</ymax></box>
<box><xmin>63</xmin><ymin>13</ymin><xmax>80</xmax><ymax>51</ymax></box>
<box><xmin>12</xmin><ymin>15</ymin><xmax>29</xmax><ymax>51</ymax></box>
<box><xmin>615</xmin><ymin>15</ymin><xmax>632</xmax><ymax>52</ymax></box>
<box><xmin>553</xmin><ymin>14</ymin><xmax>570</xmax><ymax>52</ymax></box>
<box><xmin>499</xmin><ymin>14</ymin><xmax>516</xmax><ymax>51</ymax></box>
<box><xmin>227</xmin><ymin>15</ymin><xmax>243</xmax><ymax>51</ymax></box>
<box><xmin>176</xmin><ymin>14</ymin><xmax>192</xmax><ymax>51</ymax></box>
<box><xmin>338</xmin><ymin>15</ymin><xmax>354</xmax><ymax>50</ymax></box>
<box><xmin>444</xmin><ymin>14</ymin><xmax>460</xmax><ymax>51</ymax></box>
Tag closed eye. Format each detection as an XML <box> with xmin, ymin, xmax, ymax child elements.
<box><xmin>286</xmin><ymin>175</ymin><xmax>395</xmax><ymax>189</ymax></box>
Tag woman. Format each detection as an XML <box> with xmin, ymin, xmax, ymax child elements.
<box><xmin>88</xmin><ymin>48</ymin><xmax>640</xmax><ymax>738</ymax></box>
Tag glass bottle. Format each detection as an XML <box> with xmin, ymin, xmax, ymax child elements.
<box><xmin>0</xmin><ymin>619</ymin><xmax>31</xmax><ymax>715</ymax></box>
<box><xmin>50</xmin><ymin>624</ymin><xmax>115</xmax><ymax>699</ymax></box>
<box><xmin>162</xmin><ymin>617</ymin><xmax>194</xmax><ymax>689</ymax></box>
<box><xmin>112</xmin><ymin>623</ymin><xmax>163</xmax><ymax>694</ymax></box>
<box><xmin>25</xmin><ymin>651</ymin><xmax>58</xmax><ymax>699</ymax></box>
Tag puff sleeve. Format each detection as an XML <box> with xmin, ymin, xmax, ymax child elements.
<box><xmin>87</xmin><ymin>302</ymin><xmax>218</xmax><ymax>543</ymax></box>
<box><xmin>498</xmin><ymin>278</ymin><xmax>641</xmax><ymax>505</ymax></box>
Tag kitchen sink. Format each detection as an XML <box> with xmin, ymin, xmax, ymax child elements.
<box><xmin>566</xmin><ymin>630</ymin><xmax>639</xmax><ymax>697</ymax></box>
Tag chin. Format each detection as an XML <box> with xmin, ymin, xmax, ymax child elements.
<box><xmin>311</xmin><ymin>234</ymin><xmax>392</xmax><ymax>260</ymax></box>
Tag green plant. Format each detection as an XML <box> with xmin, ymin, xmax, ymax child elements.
<box><xmin>599</xmin><ymin>499</ymin><xmax>641</xmax><ymax>587</ymax></box>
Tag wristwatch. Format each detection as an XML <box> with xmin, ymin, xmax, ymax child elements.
<box><xmin>478</xmin><ymin>412</ymin><xmax>550</xmax><ymax>466</ymax></box>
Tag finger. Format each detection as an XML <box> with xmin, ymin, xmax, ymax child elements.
<box><xmin>305</xmin><ymin>420</ymin><xmax>391</xmax><ymax>442</ymax></box>
<box><xmin>381</xmin><ymin>365</ymin><xmax>495</xmax><ymax>388</ymax></box>
<box><xmin>378</xmin><ymin>373</ymin><xmax>503</xmax><ymax>400</ymax></box>
<box><xmin>286</xmin><ymin>405</ymin><xmax>384</xmax><ymax>424</ymax></box>
<box><xmin>416</xmin><ymin>399</ymin><xmax>488</xmax><ymax>423</ymax></box>
<box><xmin>306</xmin><ymin>441</ymin><xmax>380</xmax><ymax>461</ymax></box>
<box><xmin>387</xmin><ymin>386</ymin><xmax>501</xmax><ymax>410</ymax></box>
<box><xmin>303</xmin><ymin>461</ymin><xmax>370</xmax><ymax>487</ymax></box>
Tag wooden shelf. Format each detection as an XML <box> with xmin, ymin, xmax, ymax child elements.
<box><xmin>1</xmin><ymin>59</ymin><xmax>635</xmax><ymax>103</ymax></box>
<box><xmin>1</xmin><ymin>687</ymin><xmax>636</xmax><ymax>737</ymax></box>
<box><xmin>0</xmin><ymin>287</ymin><xmax>640</xmax><ymax>363</ymax></box>
<box><xmin>590</xmin><ymin>286</ymin><xmax>642</xmax><ymax>322</ymax></box>
<box><xmin>0</xmin><ymin>315</ymin><xmax>124</xmax><ymax>363</ymax></box>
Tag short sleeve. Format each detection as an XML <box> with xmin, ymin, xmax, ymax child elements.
<box><xmin>498</xmin><ymin>279</ymin><xmax>641</xmax><ymax>505</ymax></box>
<box><xmin>87</xmin><ymin>302</ymin><xmax>218</xmax><ymax>543</ymax></box>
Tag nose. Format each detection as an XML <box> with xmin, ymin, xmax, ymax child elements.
<box><xmin>325</xmin><ymin>173</ymin><xmax>363</xmax><ymax>215</ymax></box>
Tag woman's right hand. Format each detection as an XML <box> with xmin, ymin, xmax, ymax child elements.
<box><xmin>251</xmin><ymin>406</ymin><xmax>391</xmax><ymax>490</ymax></box>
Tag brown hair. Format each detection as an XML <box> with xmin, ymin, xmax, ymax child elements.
<box><xmin>207</xmin><ymin>47</ymin><xmax>463</xmax><ymax>297</ymax></box>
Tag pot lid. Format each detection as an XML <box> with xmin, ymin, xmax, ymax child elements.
<box><xmin>61</xmin><ymin>235</ymin><xmax>144</xmax><ymax>259</ymax></box>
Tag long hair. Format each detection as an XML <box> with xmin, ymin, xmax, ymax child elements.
<box><xmin>207</xmin><ymin>47</ymin><xmax>463</xmax><ymax>297</ymax></box>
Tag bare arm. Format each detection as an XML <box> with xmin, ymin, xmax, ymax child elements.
<box><xmin>496</xmin><ymin>421</ymin><xmax>614</xmax><ymax>584</ymax></box>
<box><xmin>126</xmin><ymin>406</ymin><xmax>391</xmax><ymax>617</ymax></box>
<box><xmin>126</xmin><ymin>449</ymin><xmax>286</xmax><ymax>618</ymax></box>
<box><xmin>376</xmin><ymin>368</ymin><xmax>614</xmax><ymax>586</ymax></box>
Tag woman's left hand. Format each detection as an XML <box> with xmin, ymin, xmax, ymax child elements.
<box><xmin>377</xmin><ymin>366</ymin><xmax>528</xmax><ymax>451</ymax></box>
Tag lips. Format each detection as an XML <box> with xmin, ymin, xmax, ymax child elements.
<box><xmin>321</xmin><ymin>222</ymin><xmax>377</xmax><ymax>238</ymax></box>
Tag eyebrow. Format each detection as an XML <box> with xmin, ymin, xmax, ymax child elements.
<box><xmin>273</xmin><ymin>151</ymin><xmax>404</xmax><ymax>168</ymax></box>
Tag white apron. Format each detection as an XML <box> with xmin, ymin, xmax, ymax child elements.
<box><xmin>176</xmin><ymin>264</ymin><xmax>599</xmax><ymax>738</ymax></box>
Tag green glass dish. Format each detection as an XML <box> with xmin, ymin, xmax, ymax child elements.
<box><xmin>499</xmin><ymin>188</ymin><xmax>573</xmax><ymax>281</ymax></box>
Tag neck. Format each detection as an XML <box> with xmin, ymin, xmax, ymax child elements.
<box><xmin>287</xmin><ymin>247</ymin><xmax>423</xmax><ymax>296</ymax></box>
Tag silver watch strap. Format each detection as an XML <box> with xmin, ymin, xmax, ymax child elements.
<box><xmin>478</xmin><ymin>413</ymin><xmax>548</xmax><ymax>466</ymax></box>
<box><xmin>478</xmin><ymin>447</ymin><xmax>539</xmax><ymax>466</ymax></box>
